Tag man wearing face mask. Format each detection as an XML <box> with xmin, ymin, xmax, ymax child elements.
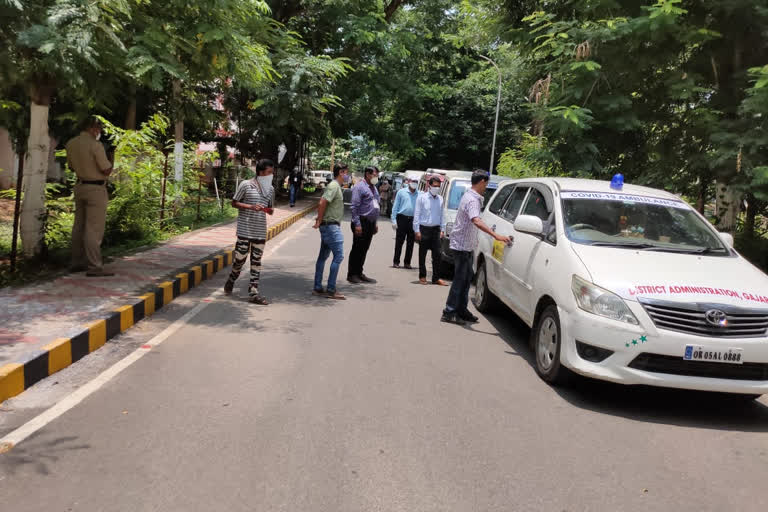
<box><xmin>224</xmin><ymin>159</ymin><xmax>275</xmax><ymax>305</ymax></box>
<box><xmin>413</xmin><ymin>176</ymin><xmax>448</xmax><ymax>286</ymax></box>
<box><xmin>390</xmin><ymin>178</ymin><xmax>418</xmax><ymax>269</ymax></box>
<box><xmin>347</xmin><ymin>166</ymin><xmax>380</xmax><ymax>284</ymax></box>
<box><xmin>67</xmin><ymin>116</ymin><xmax>114</xmax><ymax>277</ymax></box>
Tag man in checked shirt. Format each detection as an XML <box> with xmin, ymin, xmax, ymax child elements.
<box><xmin>441</xmin><ymin>170</ymin><xmax>512</xmax><ymax>325</ymax></box>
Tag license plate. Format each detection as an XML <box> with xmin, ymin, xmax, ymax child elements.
<box><xmin>683</xmin><ymin>345</ymin><xmax>743</xmax><ymax>364</ymax></box>
<box><xmin>492</xmin><ymin>240</ymin><xmax>505</xmax><ymax>262</ymax></box>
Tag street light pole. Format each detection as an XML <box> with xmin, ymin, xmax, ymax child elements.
<box><xmin>480</xmin><ymin>55</ymin><xmax>502</xmax><ymax>174</ymax></box>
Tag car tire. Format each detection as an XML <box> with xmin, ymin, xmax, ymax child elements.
<box><xmin>473</xmin><ymin>260</ymin><xmax>498</xmax><ymax>313</ymax></box>
<box><xmin>533</xmin><ymin>304</ymin><xmax>571</xmax><ymax>385</ymax></box>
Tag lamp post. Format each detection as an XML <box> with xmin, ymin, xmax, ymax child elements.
<box><xmin>480</xmin><ymin>55</ymin><xmax>502</xmax><ymax>174</ymax></box>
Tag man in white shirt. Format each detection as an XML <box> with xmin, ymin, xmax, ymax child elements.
<box><xmin>413</xmin><ymin>176</ymin><xmax>448</xmax><ymax>286</ymax></box>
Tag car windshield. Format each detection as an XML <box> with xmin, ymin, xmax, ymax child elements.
<box><xmin>447</xmin><ymin>180</ymin><xmax>497</xmax><ymax>210</ymax></box>
<box><xmin>561</xmin><ymin>191</ymin><xmax>729</xmax><ymax>254</ymax></box>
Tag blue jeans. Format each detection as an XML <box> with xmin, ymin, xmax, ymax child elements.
<box><xmin>314</xmin><ymin>224</ymin><xmax>345</xmax><ymax>292</ymax></box>
<box><xmin>444</xmin><ymin>250</ymin><xmax>473</xmax><ymax>315</ymax></box>
<box><xmin>289</xmin><ymin>184</ymin><xmax>297</xmax><ymax>205</ymax></box>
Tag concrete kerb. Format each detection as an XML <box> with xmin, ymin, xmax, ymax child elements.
<box><xmin>0</xmin><ymin>203</ymin><xmax>318</xmax><ymax>403</ymax></box>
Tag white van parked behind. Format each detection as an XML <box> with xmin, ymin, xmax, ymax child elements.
<box><xmin>473</xmin><ymin>176</ymin><xmax>768</xmax><ymax>399</ymax></box>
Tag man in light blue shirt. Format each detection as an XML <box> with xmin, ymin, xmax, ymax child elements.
<box><xmin>413</xmin><ymin>176</ymin><xmax>448</xmax><ymax>286</ymax></box>
<box><xmin>390</xmin><ymin>178</ymin><xmax>419</xmax><ymax>268</ymax></box>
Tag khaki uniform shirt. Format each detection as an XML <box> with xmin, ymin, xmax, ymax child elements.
<box><xmin>66</xmin><ymin>132</ymin><xmax>111</xmax><ymax>180</ymax></box>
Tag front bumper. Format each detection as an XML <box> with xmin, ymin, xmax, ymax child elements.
<box><xmin>558</xmin><ymin>303</ymin><xmax>768</xmax><ymax>394</ymax></box>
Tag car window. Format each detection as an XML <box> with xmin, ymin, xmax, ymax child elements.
<box><xmin>521</xmin><ymin>188</ymin><xmax>551</xmax><ymax>221</ymax></box>
<box><xmin>546</xmin><ymin>220</ymin><xmax>557</xmax><ymax>244</ymax></box>
<box><xmin>447</xmin><ymin>180</ymin><xmax>470</xmax><ymax>209</ymax></box>
<box><xmin>500</xmin><ymin>187</ymin><xmax>529</xmax><ymax>223</ymax></box>
<box><xmin>561</xmin><ymin>194</ymin><xmax>728</xmax><ymax>253</ymax></box>
<box><xmin>488</xmin><ymin>185</ymin><xmax>514</xmax><ymax>215</ymax></box>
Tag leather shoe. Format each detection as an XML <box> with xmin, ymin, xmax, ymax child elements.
<box><xmin>419</xmin><ymin>277</ymin><xmax>428</xmax><ymax>285</ymax></box>
<box><xmin>432</xmin><ymin>279</ymin><xmax>449</xmax><ymax>286</ymax></box>
<box><xmin>459</xmin><ymin>311</ymin><xmax>479</xmax><ymax>323</ymax></box>
<box><xmin>441</xmin><ymin>312</ymin><xmax>466</xmax><ymax>326</ymax></box>
<box><xmin>224</xmin><ymin>281</ymin><xmax>234</xmax><ymax>295</ymax></box>
<box><xmin>360</xmin><ymin>274</ymin><xmax>377</xmax><ymax>284</ymax></box>
<box><xmin>347</xmin><ymin>275</ymin><xmax>362</xmax><ymax>284</ymax></box>
<box><xmin>404</xmin><ymin>264</ymin><xmax>413</xmax><ymax>269</ymax></box>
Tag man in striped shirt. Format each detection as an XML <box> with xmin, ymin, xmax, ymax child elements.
<box><xmin>442</xmin><ymin>170</ymin><xmax>511</xmax><ymax>325</ymax></box>
<box><xmin>224</xmin><ymin>159</ymin><xmax>275</xmax><ymax>305</ymax></box>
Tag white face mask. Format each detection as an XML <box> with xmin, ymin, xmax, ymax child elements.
<box><xmin>408</xmin><ymin>182</ymin><xmax>416</xmax><ymax>190</ymax></box>
<box><xmin>257</xmin><ymin>175</ymin><xmax>272</xmax><ymax>189</ymax></box>
<box><xmin>430</xmin><ymin>187</ymin><xmax>440</xmax><ymax>196</ymax></box>
<box><xmin>370</xmin><ymin>177</ymin><xmax>379</xmax><ymax>186</ymax></box>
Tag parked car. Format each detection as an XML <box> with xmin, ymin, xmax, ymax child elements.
<box><xmin>417</xmin><ymin>170</ymin><xmax>507</xmax><ymax>268</ymax></box>
<box><xmin>307</xmin><ymin>170</ymin><xmax>333</xmax><ymax>189</ymax></box>
<box><xmin>473</xmin><ymin>176</ymin><xmax>768</xmax><ymax>399</ymax></box>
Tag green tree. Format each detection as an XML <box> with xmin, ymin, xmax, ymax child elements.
<box><xmin>8</xmin><ymin>0</ymin><xmax>132</xmax><ymax>257</ymax></box>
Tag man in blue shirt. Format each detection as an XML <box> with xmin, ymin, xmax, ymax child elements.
<box><xmin>390</xmin><ymin>178</ymin><xmax>419</xmax><ymax>268</ymax></box>
<box><xmin>413</xmin><ymin>176</ymin><xmax>448</xmax><ymax>286</ymax></box>
<box><xmin>347</xmin><ymin>166</ymin><xmax>380</xmax><ymax>284</ymax></box>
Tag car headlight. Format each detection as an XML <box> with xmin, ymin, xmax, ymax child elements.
<box><xmin>571</xmin><ymin>275</ymin><xmax>639</xmax><ymax>325</ymax></box>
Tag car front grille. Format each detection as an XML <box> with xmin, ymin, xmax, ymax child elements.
<box><xmin>629</xmin><ymin>353</ymin><xmax>768</xmax><ymax>381</ymax></box>
<box><xmin>639</xmin><ymin>299</ymin><xmax>768</xmax><ymax>338</ymax></box>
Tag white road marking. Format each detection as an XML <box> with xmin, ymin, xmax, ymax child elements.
<box><xmin>0</xmin><ymin>219</ymin><xmax>311</xmax><ymax>452</ymax></box>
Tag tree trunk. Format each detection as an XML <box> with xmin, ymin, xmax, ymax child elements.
<box><xmin>124</xmin><ymin>95</ymin><xmax>137</xmax><ymax>130</ymax></box>
<box><xmin>173</xmin><ymin>79</ymin><xmax>184</xmax><ymax>183</ymax></box>
<box><xmin>329</xmin><ymin>138</ymin><xmax>336</xmax><ymax>173</ymax></box>
<box><xmin>715</xmin><ymin>181</ymin><xmax>740</xmax><ymax>233</ymax></box>
<box><xmin>0</xmin><ymin>127</ymin><xmax>14</xmax><ymax>189</ymax></box>
<box><xmin>20</xmin><ymin>92</ymin><xmax>53</xmax><ymax>258</ymax></box>
<box><xmin>744</xmin><ymin>194</ymin><xmax>758</xmax><ymax>239</ymax></box>
<box><xmin>696</xmin><ymin>179</ymin><xmax>707</xmax><ymax>214</ymax></box>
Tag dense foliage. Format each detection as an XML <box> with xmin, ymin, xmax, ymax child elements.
<box><xmin>2</xmin><ymin>0</ymin><xmax>768</xmax><ymax>265</ymax></box>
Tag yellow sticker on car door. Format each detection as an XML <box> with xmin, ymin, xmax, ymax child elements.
<box><xmin>492</xmin><ymin>240</ymin><xmax>505</xmax><ymax>262</ymax></box>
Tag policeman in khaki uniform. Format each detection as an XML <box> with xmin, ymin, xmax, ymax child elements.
<box><xmin>66</xmin><ymin>117</ymin><xmax>114</xmax><ymax>277</ymax></box>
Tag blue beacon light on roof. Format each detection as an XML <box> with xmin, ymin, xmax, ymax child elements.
<box><xmin>610</xmin><ymin>173</ymin><xmax>624</xmax><ymax>190</ymax></box>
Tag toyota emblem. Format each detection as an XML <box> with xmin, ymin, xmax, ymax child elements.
<box><xmin>705</xmin><ymin>309</ymin><xmax>728</xmax><ymax>327</ymax></box>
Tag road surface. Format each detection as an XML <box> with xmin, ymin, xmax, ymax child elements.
<box><xmin>1</xmin><ymin>213</ymin><xmax>767</xmax><ymax>511</ymax></box>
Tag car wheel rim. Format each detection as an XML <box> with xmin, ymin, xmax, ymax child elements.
<box><xmin>537</xmin><ymin>316</ymin><xmax>558</xmax><ymax>372</ymax></box>
<box><xmin>475</xmin><ymin>266</ymin><xmax>486</xmax><ymax>304</ymax></box>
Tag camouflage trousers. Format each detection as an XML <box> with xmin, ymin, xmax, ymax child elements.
<box><xmin>226</xmin><ymin>237</ymin><xmax>265</xmax><ymax>297</ymax></box>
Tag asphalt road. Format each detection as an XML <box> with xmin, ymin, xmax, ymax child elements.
<box><xmin>1</xmin><ymin>213</ymin><xmax>768</xmax><ymax>511</ymax></box>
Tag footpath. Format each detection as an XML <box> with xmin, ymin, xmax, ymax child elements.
<box><xmin>0</xmin><ymin>197</ymin><xmax>318</xmax><ymax>402</ymax></box>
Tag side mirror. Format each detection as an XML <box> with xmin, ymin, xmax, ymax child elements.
<box><xmin>514</xmin><ymin>215</ymin><xmax>545</xmax><ymax>237</ymax></box>
<box><xmin>719</xmin><ymin>232</ymin><xmax>734</xmax><ymax>248</ymax></box>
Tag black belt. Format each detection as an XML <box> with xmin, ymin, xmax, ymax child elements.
<box><xmin>78</xmin><ymin>180</ymin><xmax>106</xmax><ymax>185</ymax></box>
<box><xmin>320</xmin><ymin>221</ymin><xmax>339</xmax><ymax>226</ymax></box>
<box><xmin>397</xmin><ymin>214</ymin><xmax>414</xmax><ymax>219</ymax></box>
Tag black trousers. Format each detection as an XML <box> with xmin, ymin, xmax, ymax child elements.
<box><xmin>348</xmin><ymin>217</ymin><xmax>376</xmax><ymax>278</ymax></box>
<box><xmin>418</xmin><ymin>225</ymin><xmax>442</xmax><ymax>281</ymax></box>
<box><xmin>394</xmin><ymin>214</ymin><xmax>415</xmax><ymax>265</ymax></box>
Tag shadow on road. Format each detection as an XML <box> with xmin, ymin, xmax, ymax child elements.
<box><xmin>479</xmin><ymin>301</ymin><xmax>768</xmax><ymax>433</ymax></box>
<box><xmin>1</xmin><ymin>435</ymin><xmax>90</xmax><ymax>475</ymax></box>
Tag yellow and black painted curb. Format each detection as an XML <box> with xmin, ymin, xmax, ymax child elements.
<box><xmin>0</xmin><ymin>203</ymin><xmax>318</xmax><ymax>403</ymax></box>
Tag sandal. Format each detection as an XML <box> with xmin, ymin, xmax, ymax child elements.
<box><xmin>249</xmin><ymin>295</ymin><xmax>270</xmax><ymax>305</ymax></box>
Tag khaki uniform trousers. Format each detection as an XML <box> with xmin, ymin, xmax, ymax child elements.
<box><xmin>71</xmin><ymin>183</ymin><xmax>108</xmax><ymax>271</ymax></box>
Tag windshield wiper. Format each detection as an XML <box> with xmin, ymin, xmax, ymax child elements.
<box><xmin>642</xmin><ymin>246</ymin><xmax>729</xmax><ymax>255</ymax></box>
<box><xmin>586</xmin><ymin>241</ymin><xmax>656</xmax><ymax>249</ymax></box>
